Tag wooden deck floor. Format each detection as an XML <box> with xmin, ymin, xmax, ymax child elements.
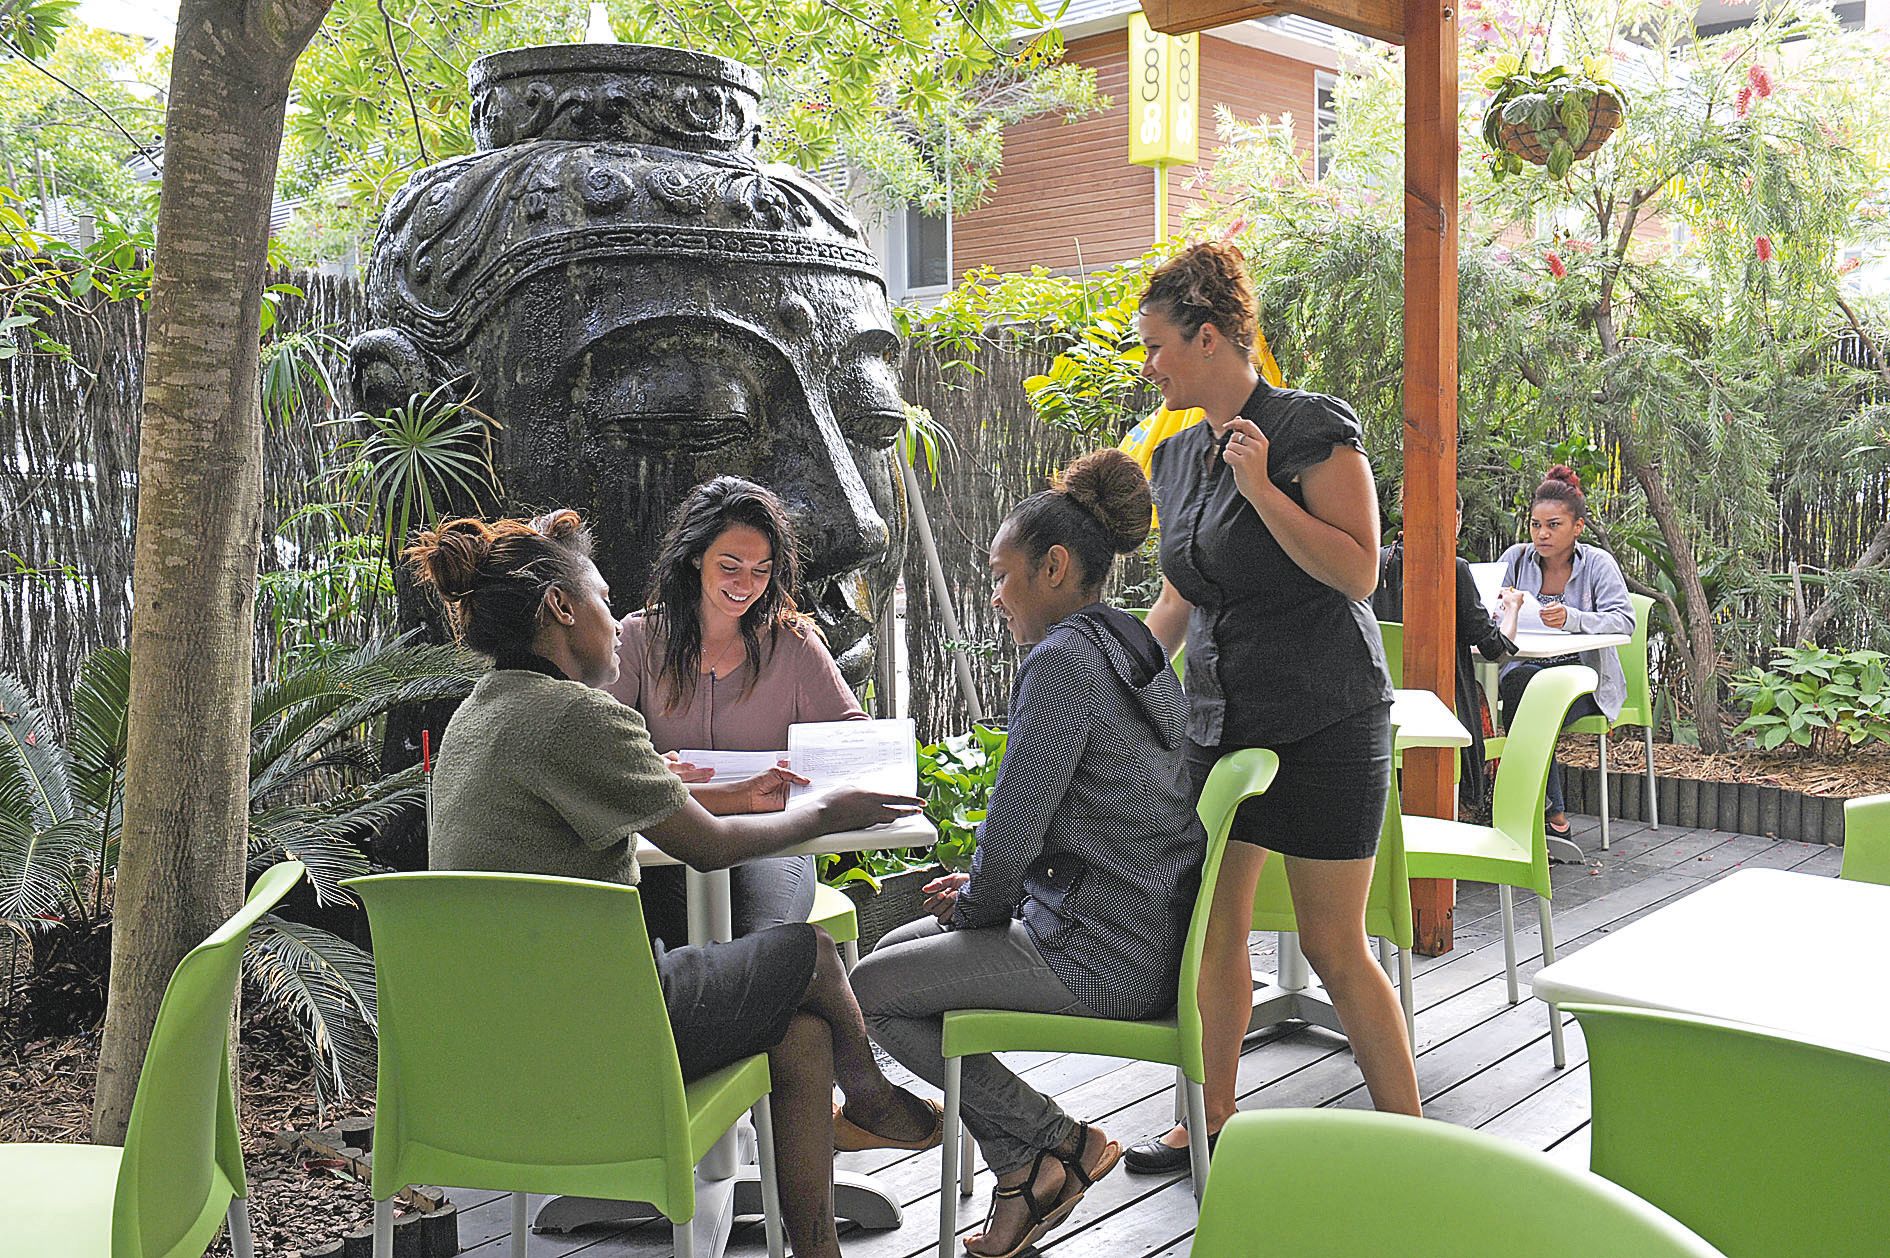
<box><xmin>444</xmin><ymin>817</ymin><xmax>1844</xmax><ymax>1258</ymax></box>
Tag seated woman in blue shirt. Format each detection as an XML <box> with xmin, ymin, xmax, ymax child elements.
<box><xmin>851</xmin><ymin>450</ymin><xmax>1207</xmax><ymax>1258</ymax></box>
<box><xmin>1496</xmin><ymin>465</ymin><xmax>1635</xmax><ymax>839</ymax></box>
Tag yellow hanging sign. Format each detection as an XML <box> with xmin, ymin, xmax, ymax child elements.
<box><xmin>1128</xmin><ymin>15</ymin><xmax>1199</xmax><ymax>168</ymax></box>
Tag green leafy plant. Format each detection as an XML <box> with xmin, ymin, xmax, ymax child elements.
<box><xmin>1480</xmin><ymin>54</ymin><xmax>1628</xmax><ymax>180</ymax></box>
<box><xmin>917</xmin><ymin>724</ymin><xmax>1007</xmax><ymax>871</ymax></box>
<box><xmin>0</xmin><ymin>636</ymin><xmax>481</xmax><ymax>1106</ymax></box>
<box><xmin>1021</xmin><ymin>289</ymin><xmax>1152</xmax><ymax>439</ymax></box>
<box><xmin>1730</xmin><ymin>647</ymin><xmax>1890</xmax><ymax>753</ymax></box>
<box><xmin>332</xmin><ymin>383</ymin><xmax>503</xmax><ymax>557</ymax></box>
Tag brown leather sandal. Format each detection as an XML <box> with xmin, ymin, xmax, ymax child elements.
<box><xmin>1049</xmin><ymin>1120</ymin><xmax>1122</xmax><ymax>1217</ymax></box>
<box><xmin>833</xmin><ymin>1097</ymin><xmax>944</xmax><ymax>1153</ymax></box>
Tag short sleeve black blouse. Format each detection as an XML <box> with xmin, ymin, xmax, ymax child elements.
<box><xmin>1149</xmin><ymin>383</ymin><xmax>1393</xmax><ymax>746</ymax></box>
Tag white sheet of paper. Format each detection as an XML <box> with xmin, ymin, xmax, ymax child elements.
<box><xmin>1470</xmin><ymin>562</ymin><xmax>1506</xmax><ymax>616</ymax></box>
<box><xmin>672</xmin><ymin>749</ymin><xmax>785</xmax><ymax>782</ymax></box>
<box><xmin>1515</xmin><ymin>590</ymin><xmax>1554</xmax><ymax>633</ymax></box>
<box><xmin>786</xmin><ymin>718</ymin><xmax>918</xmax><ymax>808</ymax></box>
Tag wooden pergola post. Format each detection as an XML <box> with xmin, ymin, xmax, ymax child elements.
<box><xmin>1400</xmin><ymin>0</ymin><xmax>1460</xmax><ymax>955</ymax></box>
<box><xmin>1141</xmin><ymin>0</ymin><xmax>1462</xmax><ymax>952</ymax></box>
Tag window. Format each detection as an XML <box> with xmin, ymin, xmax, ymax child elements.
<box><xmin>1313</xmin><ymin>73</ymin><xmax>1339</xmax><ymax>180</ymax></box>
<box><xmin>904</xmin><ymin>204</ymin><xmax>950</xmax><ymax>291</ymax></box>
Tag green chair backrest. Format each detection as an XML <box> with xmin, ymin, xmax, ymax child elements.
<box><xmin>1377</xmin><ymin>620</ymin><xmax>1405</xmax><ymax>688</ymax></box>
<box><xmin>347</xmin><ymin>872</ymin><xmax>698</xmax><ymax>1219</ymax></box>
<box><xmin>1252</xmin><ymin>728</ymin><xmax>1411</xmax><ymax>949</ymax></box>
<box><xmin>1572</xmin><ymin>1002</ymin><xmax>1890</xmax><ymax>1258</ymax></box>
<box><xmin>114</xmin><ymin>860</ymin><xmax>305</xmax><ymax>1258</ymax></box>
<box><xmin>1491</xmin><ymin>665</ymin><xmax>1596</xmax><ymax>896</ymax></box>
<box><xmin>1614</xmin><ymin>593</ymin><xmax>1655</xmax><ymax>727</ymax></box>
<box><xmin>1841</xmin><ymin>793</ymin><xmax>1890</xmax><ymax>886</ymax></box>
<box><xmin>1177</xmin><ymin>749</ymin><xmax>1279</xmax><ymax>1081</ymax></box>
<box><xmin>1192</xmin><ymin>1109</ymin><xmax>1723</xmax><ymax>1257</ymax></box>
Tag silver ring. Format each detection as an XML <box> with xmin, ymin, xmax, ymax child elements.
<box><xmin>1234</xmin><ymin>433</ymin><xmax>1245</xmax><ymax>445</ymax></box>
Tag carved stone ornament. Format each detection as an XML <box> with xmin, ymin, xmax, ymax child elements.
<box><xmin>351</xmin><ymin>43</ymin><xmax>908</xmax><ymax>685</ymax></box>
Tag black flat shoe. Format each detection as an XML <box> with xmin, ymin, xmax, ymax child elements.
<box><xmin>1122</xmin><ymin>1130</ymin><xmax>1216</xmax><ymax>1175</ymax></box>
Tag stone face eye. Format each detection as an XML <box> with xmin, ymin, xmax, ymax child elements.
<box><xmin>582</xmin><ymin>354</ymin><xmax>759</xmax><ymax>455</ymax></box>
<box><xmin>831</xmin><ymin>352</ymin><xmax>905</xmax><ymax>451</ymax></box>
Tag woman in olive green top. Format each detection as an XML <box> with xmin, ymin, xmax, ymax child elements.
<box><xmin>408</xmin><ymin>509</ymin><xmax>938</xmax><ymax>1258</ymax></box>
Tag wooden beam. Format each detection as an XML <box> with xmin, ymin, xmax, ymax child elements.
<box><xmin>1401</xmin><ymin>0</ymin><xmax>1459</xmax><ymax>955</ymax></box>
<box><xmin>1139</xmin><ymin>0</ymin><xmax>1405</xmax><ymax>44</ymax></box>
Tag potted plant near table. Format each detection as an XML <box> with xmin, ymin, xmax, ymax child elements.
<box><xmin>1482</xmin><ymin>54</ymin><xmax>1628</xmax><ymax>179</ymax></box>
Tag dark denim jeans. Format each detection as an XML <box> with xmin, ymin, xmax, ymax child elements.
<box><xmin>1499</xmin><ymin>664</ymin><xmax>1603</xmax><ymax>818</ymax></box>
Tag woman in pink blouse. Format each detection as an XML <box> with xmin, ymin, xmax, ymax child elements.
<box><xmin>606</xmin><ymin>476</ymin><xmax>868</xmax><ymax>944</ymax></box>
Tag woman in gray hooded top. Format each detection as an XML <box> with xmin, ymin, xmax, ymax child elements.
<box><xmin>850</xmin><ymin>450</ymin><xmax>1206</xmax><ymax>1258</ymax></box>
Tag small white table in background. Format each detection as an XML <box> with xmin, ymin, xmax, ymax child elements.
<box><xmin>1532</xmin><ymin>868</ymin><xmax>1890</xmax><ymax>1053</ymax></box>
<box><xmin>534</xmin><ymin>813</ymin><xmax>938</xmax><ymax>1251</ymax></box>
<box><xmin>1251</xmin><ymin>691</ymin><xmax>1471</xmax><ymax>1038</ymax></box>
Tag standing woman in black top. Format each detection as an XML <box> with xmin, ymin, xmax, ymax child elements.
<box><xmin>1125</xmin><ymin>243</ymin><xmax>1420</xmax><ymax>1173</ymax></box>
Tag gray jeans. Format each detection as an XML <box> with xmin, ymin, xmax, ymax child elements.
<box><xmin>851</xmin><ymin>915</ymin><xmax>1096</xmax><ymax>1175</ymax></box>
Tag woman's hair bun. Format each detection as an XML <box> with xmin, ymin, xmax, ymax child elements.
<box><xmin>407</xmin><ymin>516</ymin><xmax>495</xmax><ymax>602</ymax></box>
<box><xmin>532</xmin><ymin>508</ymin><xmax>585</xmax><ymax>542</ymax></box>
<box><xmin>1055</xmin><ymin>449</ymin><xmax>1153</xmax><ymax>554</ymax></box>
<box><xmin>1543</xmin><ymin>464</ymin><xmax>1583</xmax><ymax>494</ymax></box>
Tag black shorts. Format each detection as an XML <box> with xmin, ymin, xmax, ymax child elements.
<box><xmin>1185</xmin><ymin>701</ymin><xmax>1392</xmax><ymax>861</ymax></box>
<box><xmin>657</xmin><ymin>922</ymin><xmax>817</xmax><ymax>1081</ymax></box>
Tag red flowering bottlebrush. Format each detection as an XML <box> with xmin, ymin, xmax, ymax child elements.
<box><xmin>1546</xmin><ymin>251</ymin><xmax>1568</xmax><ymax>279</ymax></box>
<box><xmin>1747</xmin><ymin>63</ymin><xmax>1775</xmax><ymax>98</ymax></box>
<box><xmin>1755</xmin><ymin>236</ymin><xmax>1775</xmax><ymax>262</ymax></box>
<box><xmin>1736</xmin><ymin>85</ymin><xmax>1753</xmax><ymax>117</ymax></box>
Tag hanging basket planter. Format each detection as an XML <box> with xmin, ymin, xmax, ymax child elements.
<box><xmin>1481</xmin><ymin>56</ymin><xmax>1630</xmax><ymax>180</ymax></box>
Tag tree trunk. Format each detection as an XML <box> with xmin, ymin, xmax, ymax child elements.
<box><xmin>1615</xmin><ymin>429</ymin><xmax>1728</xmax><ymax>753</ymax></box>
<box><xmin>94</xmin><ymin>0</ymin><xmax>335</xmax><ymax>1144</ymax></box>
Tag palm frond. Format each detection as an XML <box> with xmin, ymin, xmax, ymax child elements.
<box><xmin>244</xmin><ymin>916</ymin><xmax>378</xmax><ymax>1111</ymax></box>
<box><xmin>249</xmin><ymin>768</ymin><xmax>423</xmax><ymax>903</ymax></box>
<box><xmin>67</xmin><ymin>649</ymin><xmax>129</xmax><ymax>825</ymax></box>
<box><xmin>0</xmin><ymin>673</ymin><xmax>73</xmax><ymax>830</ymax></box>
<box><xmin>0</xmin><ymin>816</ymin><xmax>92</xmax><ymax>930</ymax></box>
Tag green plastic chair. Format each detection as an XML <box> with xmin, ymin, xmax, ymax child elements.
<box><xmin>346</xmin><ymin>871</ymin><xmax>786</xmax><ymax>1258</ymax></box>
<box><xmin>810</xmin><ymin>881</ymin><xmax>861</xmax><ymax>968</ymax></box>
<box><xmin>1252</xmin><ymin>740</ymin><xmax>1416</xmax><ymax>1043</ymax></box>
<box><xmin>1840</xmin><ymin>793</ymin><xmax>1890</xmax><ymax>885</ymax></box>
<box><xmin>1404</xmin><ymin>664</ymin><xmax>1597</xmax><ymax>1068</ymax></box>
<box><xmin>1567</xmin><ymin>592</ymin><xmax>1657</xmax><ymax>849</ymax></box>
<box><xmin>1572</xmin><ymin>1002</ymin><xmax>1890</xmax><ymax>1258</ymax></box>
<box><xmin>1191</xmin><ymin>1110</ymin><xmax>1724</xmax><ymax>1257</ymax></box>
<box><xmin>0</xmin><ymin>861</ymin><xmax>305</xmax><ymax>1258</ymax></box>
<box><xmin>1377</xmin><ymin>619</ymin><xmax>1405</xmax><ymax>688</ymax></box>
<box><xmin>935</xmin><ymin>747</ymin><xmax>1279</xmax><ymax>1253</ymax></box>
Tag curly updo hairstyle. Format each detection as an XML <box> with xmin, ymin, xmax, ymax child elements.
<box><xmin>643</xmin><ymin>476</ymin><xmax>810</xmax><ymax>712</ymax></box>
<box><xmin>1532</xmin><ymin>465</ymin><xmax>1590</xmax><ymax>521</ymax></box>
<box><xmin>1002</xmin><ymin>449</ymin><xmax>1153</xmax><ymax>592</ymax></box>
<box><xmin>1140</xmin><ymin>241</ymin><xmax>1258</xmax><ymax>354</ymax></box>
<box><xmin>405</xmin><ymin>509</ymin><xmax>596</xmax><ymax>659</ymax></box>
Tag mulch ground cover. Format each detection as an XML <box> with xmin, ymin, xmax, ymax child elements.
<box><xmin>1</xmin><ymin>1014</ymin><xmax>383</xmax><ymax>1257</ymax></box>
<box><xmin>1555</xmin><ymin>732</ymin><xmax>1890</xmax><ymax>798</ymax></box>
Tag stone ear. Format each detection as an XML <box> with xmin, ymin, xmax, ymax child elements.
<box><xmin>348</xmin><ymin>327</ymin><xmax>436</xmax><ymax>417</ymax></box>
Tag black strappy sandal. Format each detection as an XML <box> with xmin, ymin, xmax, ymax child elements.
<box><xmin>963</xmin><ymin>1148</ymin><xmax>1063</xmax><ymax>1258</ymax></box>
<box><xmin>1049</xmin><ymin>1121</ymin><xmax>1123</xmax><ymax>1219</ymax></box>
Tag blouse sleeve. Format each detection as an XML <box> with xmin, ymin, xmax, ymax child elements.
<box><xmin>950</xmin><ymin>635</ymin><xmax>1092</xmax><ymax>931</ymax></box>
<box><xmin>1270</xmin><ymin>393</ymin><xmax>1369</xmax><ymax>484</ymax></box>
<box><xmin>543</xmin><ymin>686</ymin><xmax>689</xmax><ymax>850</ymax></box>
<box><xmin>790</xmin><ymin>626</ymin><xmax>868</xmax><ymax>723</ymax></box>
<box><xmin>1571</xmin><ymin>547</ymin><xmax>1636</xmax><ymax>636</ymax></box>
<box><xmin>602</xmin><ymin>613</ymin><xmax>647</xmax><ymax>711</ymax></box>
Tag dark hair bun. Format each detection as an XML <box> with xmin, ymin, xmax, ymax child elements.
<box><xmin>1056</xmin><ymin>449</ymin><xmax>1152</xmax><ymax>554</ymax></box>
<box><xmin>409</xmin><ymin>517</ymin><xmax>495</xmax><ymax>602</ymax></box>
<box><xmin>1543</xmin><ymin>465</ymin><xmax>1583</xmax><ymax>494</ymax></box>
<box><xmin>532</xmin><ymin>507</ymin><xmax>585</xmax><ymax>543</ymax></box>
<box><xmin>1141</xmin><ymin>241</ymin><xmax>1259</xmax><ymax>352</ymax></box>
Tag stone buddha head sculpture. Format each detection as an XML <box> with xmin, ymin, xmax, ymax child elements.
<box><xmin>350</xmin><ymin>43</ymin><xmax>907</xmax><ymax>683</ymax></box>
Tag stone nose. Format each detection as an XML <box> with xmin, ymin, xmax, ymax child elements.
<box><xmin>794</xmin><ymin>478</ymin><xmax>891</xmax><ymax>582</ymax></box>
